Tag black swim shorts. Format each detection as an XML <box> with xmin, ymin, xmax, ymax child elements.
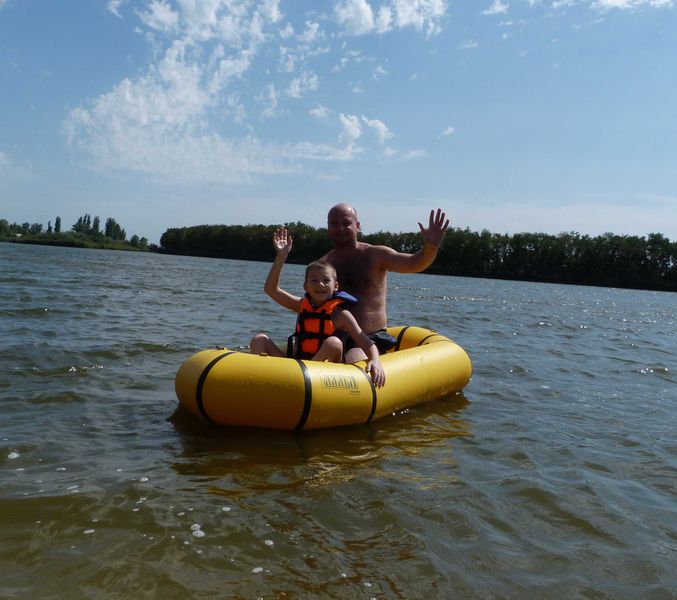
<box><xmin>344</xmin><ymin>329</ymin><xmax>397</xmax><ymax>355</ymax></box>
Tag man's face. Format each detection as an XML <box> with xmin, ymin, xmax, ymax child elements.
<box><xmin>327</xmin><ymin>207</ymin><xmax>360</xmax><ymax>246</ymax></box>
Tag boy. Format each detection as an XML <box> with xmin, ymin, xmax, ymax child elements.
<box><xmin>250</xmin><ymin>227</ymin><xmax>386</xmax><ymax>387</ymax></box>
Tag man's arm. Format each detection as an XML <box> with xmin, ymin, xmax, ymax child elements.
<box><xmin>376</xmin><ymin>208</ymin><xmax>449</xmax><ymax>274</ymax></box>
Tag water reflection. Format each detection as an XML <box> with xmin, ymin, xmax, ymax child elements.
<box><xmin>169</xmin><ymin>393</ymin><xmax>471</xmax><ymax>493</ymax></box>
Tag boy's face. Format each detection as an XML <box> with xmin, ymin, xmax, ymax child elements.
<box><xmin>304</xmin><ymin>267</ymin><xmax>339</xmax><ymax>303</ymax></box>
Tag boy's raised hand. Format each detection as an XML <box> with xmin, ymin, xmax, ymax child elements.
<box><xmin>273</xmin><ymin>227</ymin><xmax>293</xmax><ymax>258</ymax></box>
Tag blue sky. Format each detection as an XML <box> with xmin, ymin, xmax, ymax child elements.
<box><xmin>1</xmin><ymin>0</ymin><xmax>676</xmax><ymax>244</ymax></box>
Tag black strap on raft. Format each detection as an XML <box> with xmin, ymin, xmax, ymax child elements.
<box><xmin>195</xmin><ymin>351</ymin><xmax>236</xmax><ymax>423</ymax></box>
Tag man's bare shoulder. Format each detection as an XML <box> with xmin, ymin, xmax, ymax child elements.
<box><xmin>325</xmin><ymin>242</ymin><xmax>396</xmax><ymax>267</ymax></box>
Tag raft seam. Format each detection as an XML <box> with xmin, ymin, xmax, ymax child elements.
<box><xmin>196</xmin><ymin>351</ymin><xmax>235</xmax><ymax>423</ymax></box>
<box><xmin>293</xmin><ymin>360</ymin><xmax>312</xmax><ymax>431</ymax></box>
<box><xmin>349</xmin><ymin>364</ymin><xmax>378</xmax><ymax>423</ymax></box>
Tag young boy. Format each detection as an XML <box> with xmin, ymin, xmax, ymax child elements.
<box><xmin>250</xmin><ymin>227</ymin><xmax>386</xmax><ymax>388</ymax></box>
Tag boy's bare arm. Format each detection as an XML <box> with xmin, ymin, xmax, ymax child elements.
<box><xmin>334</xmin><ymin>310</ymin><xmax>386</xmax><ymax>387</ymax></box>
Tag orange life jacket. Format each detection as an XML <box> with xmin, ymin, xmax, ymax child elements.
<box><xmin>287</xmin><ymin>291</ymin><xmax>357</xmax><ymax>359</ymax></box>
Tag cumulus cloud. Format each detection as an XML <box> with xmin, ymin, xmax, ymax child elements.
<box><xmin>335</xmin><ymin>0</ymin><xmax>375</xmax><ymax>35</ymax></box>
<box><xmin>138</xmin><ymin>1</ymin><xmax>179</xmax><ymax>32</ymax></box>
<box><xmin>286</xmin><ymin>70</ymin><xmax>319</xmax><ymax>98</ymax></box>
<box><xmin>310</xmin><ymin>105</ymin><xmax>330</xmax><ymax>118</ymax></box>
<box><xmin>460</xmin><ymin>39</ymin><xmax>478</xmax><ymax>49</ymax></box>
<box><xmin>279</xmin><ymin>23</ymin><xmax>294</xmax><ymax>38</ymax></box>
<box><xmin>335</xmin><ymin>0</ymin><xmax>446</xmax><ymax>36</ymax></box>
<box><xmin>339</xmin><ymin>113</ymin><xmax>362</xmax><ymax>147</ymax></box>
<box><xmin>362</xmin><ymin>116</ymin><xmax>393</xmax><ymax>144</ymax></box>
<box><xmin>259</xmin><ymin>83</ymin><xmax>279</xmax><ymax>118</ymax></box>
<box><xmin>298</xmin><ymin>20</ymin><xmax>322</xmax><ymax>44</ymax></box>
<box><xmin>401</xmin><ymin>148</ymin><xmax>426</xmax><ymax>159</ymax></box>
<box><xmin>441</xmin><ymin>126</ymin><xmax>455</xmax><ymax>136</ymax></box>
<box><xmin>63</xmin><ymin>1</ymin><xmax>454</xmax><ymax>186</ymax></box>
<box><xmin>483</xmin><ymin>0</ymin><xmax>509</xmax><ymax>15</ymax></box>
<box><xmin>283</xmin><ymin>113</ymin><xmax>366</xmax><ymax>162</ymax></box>
<box><xmin>594</xmin><ymin>0</ymin><xmax>673</xmax><ymax>8</ymax></box>
<box><xmin>107</xmin><ymin>0</ymin><xmax>125</xmax><ymax>17</ymax></box>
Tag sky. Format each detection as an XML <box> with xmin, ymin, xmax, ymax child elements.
<box><xmin>1</xmin><ymin>0</ymin><xmax>676</xmax><ymax>244</ymax></box>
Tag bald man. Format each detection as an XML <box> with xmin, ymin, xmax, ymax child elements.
<box><xmin>320</xmin><ymin>203</ymin><xmax>449</xmax><ymax>362</ymax></box>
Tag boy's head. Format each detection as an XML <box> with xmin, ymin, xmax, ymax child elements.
<box><xmin>303</xmin><ymin>261</ymin><xmax>339</xmax><ymax>302</ymax></box>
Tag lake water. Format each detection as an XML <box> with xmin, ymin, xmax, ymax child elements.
<box><xmin>1</xmin><ymin>242</ymin><xmax>675</xmax><ymax>599</ymax></box>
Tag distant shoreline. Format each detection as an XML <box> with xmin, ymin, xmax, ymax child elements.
<box><xmin>6</xmin><ymin>226</ymin><xmax>677</xmax><ymax>292</ymax></box>
<box><xmin>0</xmin><ymin>235</ymin><xmax>154</xmax><ymax>253</ymax></box>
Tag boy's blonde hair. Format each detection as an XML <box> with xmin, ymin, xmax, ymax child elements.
<box><xmin>304</xmin><ymin>260</ymin><xmax>337</xmax><ymax>281</ymax></box>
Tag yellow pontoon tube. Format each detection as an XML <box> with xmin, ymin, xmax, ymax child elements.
<box><xmin>175</xmin><ymin>326</ymin><xmax>472</xmax><ymax>430</ymax></box>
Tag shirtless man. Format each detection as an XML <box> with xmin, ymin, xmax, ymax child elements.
<box><xmin>321</xmin><ymin>203</ymin><xmax>449</xmax><ymax>362</ymax></box>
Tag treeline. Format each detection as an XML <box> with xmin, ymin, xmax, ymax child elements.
<box><xmin>160</xmin><ymin>223</ymin><xmax>677</xmax><ymax>292</ymax></box>
<box><xmin>1</xmin><ymin>214</ymin><xmax>150</xmax><ymax>250</ymax></box>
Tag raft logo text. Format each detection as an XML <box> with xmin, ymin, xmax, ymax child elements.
<box><xmin>319</xmin><ymin>373</ymin><xmax>359</xmax><ymax>393</ymax></box>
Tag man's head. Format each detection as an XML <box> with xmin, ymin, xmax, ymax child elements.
<box><xmin>303</xmin><ymin>260</ymin><xmax>339</xmax><ymax>303</ymax></box>
<box><xmin>327</xmin><ymin>203</ymin><xmax>360</xmax><ymax>248</ymax></box>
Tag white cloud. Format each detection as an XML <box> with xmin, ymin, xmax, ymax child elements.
<box><xmin>441</xmin><ymin>126</ymin><xmax>455</xmax><ymax>136</ymax></box>
<box><xmin>209</xmin><ymin>51</ymin><xmax>252</xmax><ymax>92</ymax></box>
<box><xmin>107</xmin><ymin>0</ymin><xmax>125</xmax><ymax>17</ymax></box>
<box><xmin>63</xmin><ymin>1</ymin><xmax>454</xmax><ymax>187</ymax></box>
<box><xmin>460</xmin><ymin>39</ymin><xmax>478</xmax><ymax>49</ymax></box>
<box><xmin>138</xmin><ymin>1</ymin><xmax>179</xmax><ymax>32</ymax></box>
<box><xmin>482</xmin><ymin>0</ymin><xmax>509</xmax><ymax>15</ymax></box>
<box><xmin>258</xmin><ymin>0</ymin><xmax>282</xmax><ymax>23</ymax></box>
<box><xmin>61</xmin><ymin>36</ymin><xmax>285</xmax><ymax>184</ymax></box>
<box><xmin>339</xmin><ymin>113</ymin><xmax>362</xmax><ymax>147</ymax></box>
<box><xmin>372</xmin><ymin>65</ymin><xmax>388</xmax><ymax>80</ymax></box>
<box><xmin>401</xmin><ymin>148</ymin><xmax>426</xmax><ymax>159</ymax></box>
<box><xmin>298</xmin><ymin>21</ymin><xmax>322</xmax><ymax>44</ymax></box>
<box><xmin>335</xmin><ymin>0</ymin><xmax>447</xmax><ymax>36</ymax></box>
<box><xmin>375</xmin><ymin>6</ymin><xmax>393</xmax><ymax>32</ymax></box>
<box><xmin>310</xmin><ymin>105</ymin><xmax>330</xmax><ymax>118</ymax></box>
<box><xmin>593</xmin><ymin>0</ymin><xmax>673</xmax><ymax>8</ymax></box>
<box><xmin>335</xmin><ymin>0</ymin><xmax>375</xmax><ymax>35</ymax></box>
<box><xmin>392</xmin><ymin>0</ymin><xmax>447</xmax><ymax>35</ymax></box>
<box><xmin>279</xmin><ymin>23</ymin><xmax>294</xmax><ymax>38</ymax></box>
<box><xmin>362</xmin><ymin>116</ymin><xmax>393</xmax><ymax>144</ymax></box>
<box><xmin>64</xmin><ymin>3</ymin><xmax>294</xmax><ymax>183</ymax></box>
<box><xmin>283</xmin><ymin>114</ymin><xmax>368</xmax><ymax>161</ymax></box>
<box><xmin>286</xmin><ymin>71</ymin><xmax>319</xmax><ymax>98</ymax></box>
<box><xmin>259</xmin><ymin>83</ymin><xmax>279</xmax><ymax>118</ymax></box>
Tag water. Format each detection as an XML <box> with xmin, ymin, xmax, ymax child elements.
<box><xmin>1</xmin><ymin>242</ymin><xmax>675</xmax><ymax>599</ymax></box>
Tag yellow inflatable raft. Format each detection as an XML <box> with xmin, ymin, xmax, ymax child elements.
<box><xmin>175</xmin><ymin>326</ymin><xmax>471</xmax><ymax>430</ymax></box>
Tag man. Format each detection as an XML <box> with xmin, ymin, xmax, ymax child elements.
<box><xmin>321</xmin><ymin>203</ymin><xmax>449</xmax><ymax>362</ymax></box>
